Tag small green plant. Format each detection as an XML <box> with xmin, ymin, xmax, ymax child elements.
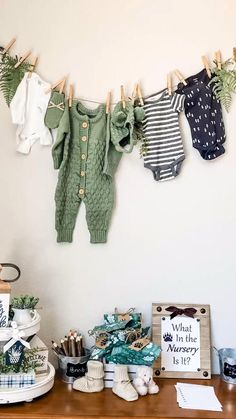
<box><xmin>0</xmin><ymin>52</ymin><xmax>31</xmax><ymax>106</ymax></box>
<box><xmin>209</xmin><ymin>59</ymin><xmax>236</xmax><ymax>112</ymax></box>
<box><xmin>11</xmin><ymin>295</ymin><xmax>39</xmax><ymax>310</ymax></box>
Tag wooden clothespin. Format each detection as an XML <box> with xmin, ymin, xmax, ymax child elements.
<box><xmin>233</xmin><ymin>47</ymin><xmax>236</xmax><ymax>62</ymax></box>
<box><xmin>215</xmin><ymin>50</ymin><xmax>222</xmax><ymax>70</ymax></box>
<box><xmin>167</xmin><ymin>73</ymin><xmax>172</xmax><ymax>95</ymax></box>
<box><xmin>45</xmin><ymin>77</ymin><xmax>67</xmax><ymax>94</ymax></box>
<box><xmin>59</xmin><ymin>77</ymin><xmax>66</xmax><ymax>94</ymax></box>
<box><xmin>131</xmin><ymin>84</ymin><xmax>138</xmax><ymax>104</ymax></box>
<box><xmin>28</xmin><ymin>56</ymin><xmax>38</xmax><ymax>79</ymax></box>
<box><xmin>14</xmin><ymin>50</ymin><xmax>31</xmax><ymax>68</ymax></box>
<box><xmin>69</xmin><ymin>84</ymin><xmax>74</xmax><ymax>108</ymax></box>
<box><xmin>120</xmin><ymin>85</ymin><xmax>126</xmax><ymax>109</ymax></box>
<box><xmin>174</xmin><ymin>69</ymin><xmax>187</xmax><ymax>86</ymax></box>
<box><xmin>137</xmin><ymin>84</ymin><xmax>144</xmax><ymax>106</ymax></box>
<box><xmin>201</xmin><ymin>56</ymin><xmax>211</xmax><ymax>78</ymax></box>
<box><xmin>106</xmin><ymin>91</ymin><xmax>111</xmax><ymax>114</ymax></box>
<box><xmin>1</xmin><ymin>37</ymin><xmax>16</xmax><ymax>55</ymax></box>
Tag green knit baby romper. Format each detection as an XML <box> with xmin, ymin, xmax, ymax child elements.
<box><xmin>52</xmin><ymin>101</ymin><xmax>122</xmax><ymax>243</ymax></box>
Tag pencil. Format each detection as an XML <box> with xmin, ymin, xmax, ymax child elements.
<box><xmin>51</xmin><ymin>340</ymin><xmax>64</xmax><ymax>355</ymax></box>
<box><xmin>61</xmin><ymin>339</ymin><xmax>69</xmax><ymax>356</ymax></box>
<box><xmin>70</xmin><ymin>336</ymin><xmax>76</xmax><ymax>357</ymax></box>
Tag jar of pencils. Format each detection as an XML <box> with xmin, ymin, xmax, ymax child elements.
<box><xmin>52</xmin><ymin>330</ymin><xmax>90</xmax><ymax>383</ymax></box>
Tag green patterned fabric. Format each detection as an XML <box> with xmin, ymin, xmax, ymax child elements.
<box><xmin>89</xmin><ymin>308</ymin><xmax>160</xmax><ymax>365</ymax></box>
<box><xmin>104</xmin><ymin>312</ymin><xmax>142</xmax><ymax>329</ymax></box>
<box><xmin>106</xmin><ymin>342</ymin><xmax>161</xmax><ymax>366</ymax></box>
<box><xmin>110</xmin><ymin>326</ymin><xmax>150</xmax><ymax>347</ymax></box>
<box><xmin>92</xmin><ymin>320</ymin><xmax>129</xmax><ymax>333</ymax></box>
<box><xmin>52</xmin><ymin>101</ymin><xmax>122</xmax><ymax>243</ymax></box>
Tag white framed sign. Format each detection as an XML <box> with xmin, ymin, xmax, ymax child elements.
<box><xmin>161</xmin><ymin>316</ymin><xmax>200</xmax><ymax>372</ymax></box>
<box><xmin>152</xmin><ymin>303</ymin><xmax>211</xmax><ymax>379</ymax></box>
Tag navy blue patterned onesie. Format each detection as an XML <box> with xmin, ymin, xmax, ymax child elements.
<box><xmin>176</xmin><ymin>69</ymin><xmax>226</xmax><ymax>160</ymax></box>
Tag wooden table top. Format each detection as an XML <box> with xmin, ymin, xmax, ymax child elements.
<box><xmin>0</xmin><ymin>375</ymin><xmax>236</xmax><ymax>419</ymax></box>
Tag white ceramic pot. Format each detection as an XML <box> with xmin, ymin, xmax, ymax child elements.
<box><xmin>12</xmin><ymin>308</ymin><xmax>32</xmax><ymax>326</ymax></box>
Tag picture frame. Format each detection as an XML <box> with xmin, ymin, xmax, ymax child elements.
<box><xmin>152</xmin><ymin>303</ymin><xmax>211</xmax><ymax>379</ymax></box>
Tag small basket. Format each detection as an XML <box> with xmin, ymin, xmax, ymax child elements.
<box><xmin>218</xmin><ymin>348</ymin><xmax>236</xmax><ymax>384</ymax></box>
<box><xmin>56</xmin><ymin>349</ymin><xmax>90</xmax><ymax>383</ymax></box>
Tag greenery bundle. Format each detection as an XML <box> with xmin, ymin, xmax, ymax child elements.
<box><xmin>0</xmin><ymin>52</ymin><xmax>31</xmax><ymax>106</ymax></box>
<box><xmin>209</xmin><ymin>59</ymin><xmax>236</xmax><ymax>112</ymax></box>
<box><xmin>11</xmin><ymin>295</ymin><xmax>39</xmax><ymax>310</ymax></box>
<box><xmin>0</xmin><ymin>349</ymin><xmax>42</xmax><ymax>373</ymax></box>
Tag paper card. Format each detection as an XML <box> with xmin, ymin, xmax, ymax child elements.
<box><xmin>129</xmin><ymin>337</ymin><xmax>150</xmax><ymax>351</ymax></box>
<box><xmin>161</xmin><ymin>316</ymin><xmax>200</xmax><ymax>372</ymax></box>
<box><xmin>96</xmin><ymin>335</ymin><xmax>110</xmax><ymax>349</ymax></box>
<box><xmin>117</xmin><ymin>314</ymin><xmax>131</xmax><ymax>322</ymax></box>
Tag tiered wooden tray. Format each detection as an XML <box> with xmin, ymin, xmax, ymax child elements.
<box><xmin>0</xmin><ymin>363</ymin><xmax>55</xmax><ymax>404</ymax></box>
<box><xmin>0</xmin><ymin>310</ymin><xmax>41</xmax><ymax>342</ymax></box>
<box><xmin>0</xmin><ymin>311</ymin><xmax>55</xmax><ymax>403</ymax></box>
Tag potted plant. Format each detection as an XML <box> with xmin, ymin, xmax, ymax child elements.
<box><xmin>11</xmin><ymin>295</ymin><xmax>39</xmax><ymax>326</ymax></box>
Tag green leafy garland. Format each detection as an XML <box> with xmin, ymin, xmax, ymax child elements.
<box><xmin>0</xmin><ymin>348</ymin><xmax>42</xmax><ymax>374</ymax></box>
<box><xmin>209</xmin><ymin>59</ymin><xmax>236</xmax><ymax>112</ymax></box>
<box><xmin>0</xmin><ymin>52</ymin><xmax>31</xmax><ymax>106</ymax></box>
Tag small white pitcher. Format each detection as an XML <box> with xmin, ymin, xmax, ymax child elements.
<box><xmin>12</xmin><ymin>308</ymin><xmax>32</xmax><ymax>326</ymax></box>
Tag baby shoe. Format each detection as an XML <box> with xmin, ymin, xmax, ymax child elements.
<box><xmin>134</xmin><ymin>106</ymin><xmax>145</xmax><ymax>122</ymax></box>
<box><xmin>112</xmin><ymin>365</ymin><xmax>138</xmax><ymax>401</ymax></box>
<box><xmin>73</xmin><ymin>360</ymin><xmax>104</xmax><ymax>392</ymax></box>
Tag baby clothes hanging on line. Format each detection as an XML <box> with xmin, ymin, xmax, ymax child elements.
<box><xmin>176</xmin><ymin>68</ymin><xmax>226</xmax><ymax>160</ymax></box>
<box><xmin>10</xmin><ymin>72</ymin><xmax>52</xmax><ymax>154</ymax></box>
<box><xmin>44</xmin><ymin>90</ymin><xmax>65</xmax><ymax>129</ymax></box>
<box><xmin>141</xmin><ymin>89</ymin><xmax>185</xmax><ymax>181</ymax></box>
<box><xmin>52</xmin><ymin>101</ymin><xmax>122</xmax><ymax>244</ymax></box>
<box><xmin>110</xmin><ymin>101</ymin><xmax>145</xmax><ymax>153</ymax></box>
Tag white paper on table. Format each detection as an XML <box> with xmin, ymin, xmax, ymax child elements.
<box><xmin>175</xmin><ymin>383</ymin><xmax>223</xmax><ymax>412</ymax></box>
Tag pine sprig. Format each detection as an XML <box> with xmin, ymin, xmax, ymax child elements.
<box><xmin>209</xmin><ymin>59</ymin><xmax>236</xmax><ymax>112</ymax></box>
<box><xmin>0</xmin><ymin>53</ymin><xmax>31</xmax><ymax>106</ymax></box>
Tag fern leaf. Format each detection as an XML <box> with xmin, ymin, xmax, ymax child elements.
<box><xmin>209</xmin><ymin>58</ymin><xmax>236</xmax><ymax>112</ymax></box>
<box><xmin>0</xmin><ymin>53</ymin><xmax>31</xmax><ymax>106</ymax></box>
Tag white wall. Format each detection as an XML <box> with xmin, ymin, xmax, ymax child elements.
<box><xmin>1</xmin><ymin>0</ymin><xmax>236</xmax><ymax>373</ymax></box>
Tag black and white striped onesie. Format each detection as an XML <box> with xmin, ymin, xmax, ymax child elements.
<box><xmin>142</xmin><ymin>89</ymin><xmax>185</xmax><ymax>181</ymax></box>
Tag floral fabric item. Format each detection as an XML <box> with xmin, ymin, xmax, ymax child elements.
<box><xmin>89</xmin><ymin>309</ymin><xmax>160</xmax><ymax>366</ymax></box>
<box><xmin>106</xmin><ymin>342</ymin><xmax>161</xmax><ymax>366</ymax></box>
<box><xmin>104</xmin><ymin>311</ymin><xmax>142</xmax><ymax>329</ymax></box>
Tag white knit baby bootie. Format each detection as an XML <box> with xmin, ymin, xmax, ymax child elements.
<box><xmin>112</xmin><ymin>365</ymin><xmax>138</xmax><ymax>401</ymax></box>
<box><xmin>73</xmin><ymin>360</ymin><xmax>104</xmax><ymax>392</ymax></box>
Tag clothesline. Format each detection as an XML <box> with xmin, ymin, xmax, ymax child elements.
<box><xmin>1</xmin><ymin>37</ymin><xmax>230</xmax><ymax>108</ymax></box>
<box><xmin>75</xmin><ymin>85</ymin><xmax>180</xmax><ymax>106</ymax></box>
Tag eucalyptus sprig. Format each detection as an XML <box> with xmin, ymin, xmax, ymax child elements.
<box><xmin>11</xmin><ymin>295</ymin><xmax>39</xmax><ymax>310</ymax></box>
<box><xmin>209</xmin><ymin>59</ymin><xmax>236</xmax><ymax>112</ymax></box>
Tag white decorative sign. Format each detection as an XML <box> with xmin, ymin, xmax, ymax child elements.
<box><xmin>25</xmin><ymin>335</ymin><xmax>48</xmax><ymax>375</ymax></box>
<box><xmin>0</xmin><ymin>294</ymin><xmax>10</xmax><ymax>327</ymax></box>
<box><xmin>161</xmin><ymin>316</ymin><xmax>200</xmax><ymax>372</ymax></box>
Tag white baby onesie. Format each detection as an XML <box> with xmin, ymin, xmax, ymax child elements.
<box><xmin>10</xmin><ymin>72</ymin><xmax>52</xmax><ymax>154</ymax></box>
